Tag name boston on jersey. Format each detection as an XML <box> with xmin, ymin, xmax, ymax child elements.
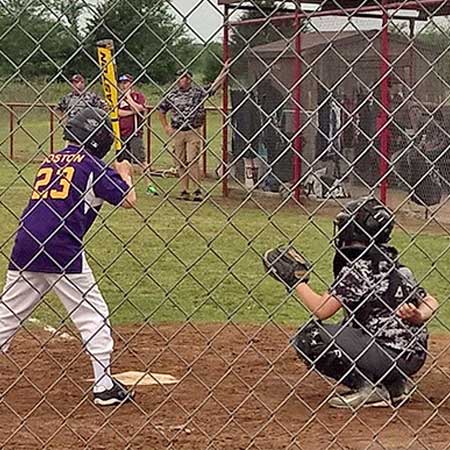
<box><xmin>10</xmin><ymin>145</ymin><xmax>129</xmax><ymax>274</ymax></box>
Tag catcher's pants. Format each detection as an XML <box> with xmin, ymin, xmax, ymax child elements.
<box><xmin>0</xmin><ymin>267</ymin><xmax>113</xmax><ymax>388</ymax></box>
<box><xmin>293</xmin><ymin>322</ymin><xmax>426</xmax><ymax>391</ymax></box>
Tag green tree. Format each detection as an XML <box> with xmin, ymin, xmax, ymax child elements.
<box><xmin>0</xmin><ymin>0</ymin><xmax>43</xmax><ymax>16</ymax></box>
<box><xmin>416</xmin><ymin>23</ymin><xmax>450</xmax><ymax>85</ymax></box>
<box><xmin>389</xmin><ymin>20</ymin><xmax>450</xmax><ymax>86</ymax></box>
<box><xmin>0</xmin><ymin>3</ymin><xmax>77</xmax><ymax>79</ymax></box>
<box><xmin>47</xmin><ymin>0</ymin><xmax>85</xmax><ymax>36</ymax></box>
<box><xmin>198</xmin><ymin>42</ymin><xmax>222</xmax><ymax>83</ymax></box>
<box><xmin>85</xmin><ymin>0</ymin><xmax>195</xmax><ymax>84</ymax></box>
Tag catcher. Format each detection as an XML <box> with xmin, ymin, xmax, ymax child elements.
<box><xmin>263</xmin><ymin>197</ymin><xmax>438</xmax><ymax>409</ymax></box>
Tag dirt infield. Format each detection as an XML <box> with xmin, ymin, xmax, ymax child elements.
<box><xmin>1</xmin><ymin>323</ymin><xmax>449</xmax><ymax>450</ymax></box>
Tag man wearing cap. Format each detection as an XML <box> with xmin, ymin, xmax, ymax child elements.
<box><xmin>117</xmin><ymin>74</ymin><xmax>147</xmax><ymax>171</ymax></box>
<box><xmin>57</xmin><ymin>74</ymin><xmax>107</xmax><ymax>122</ymax></box>
<box><xmin>159</xmin><ymin>66</ymin><xmax>228</xmax><ymax>201</ymax></box>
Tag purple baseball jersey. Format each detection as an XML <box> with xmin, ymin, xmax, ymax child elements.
<box><xmin>9</xmin><ymin>145</ymin><xmax>129</xmax><ymax>273</ymax></box>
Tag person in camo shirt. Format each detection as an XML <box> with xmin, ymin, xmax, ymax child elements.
<box><xmin>159</xmin><ymin>65</ymin><xmax>228</xmax><ymax>202</ymax></box>
<box><xmin>0</xmin><ymin>107</ymin><xmax>136</xmax><ymax>407</ymax></box>
<box><xmin>291</xmin><ymin>197</ymin><xmax>438</xmax><ymax>409</ymax></box>
<box><xmin>57</xmin><ymin>74</ymin><xmax>107</xmax><ymax>122</ymax></box>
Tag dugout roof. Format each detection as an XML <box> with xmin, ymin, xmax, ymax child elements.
<box><xmin>217</xmin><ymin>0</ymin><xmax>450</xmax><ymax>17</ymax></box>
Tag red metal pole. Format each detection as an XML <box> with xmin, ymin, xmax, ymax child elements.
<box><xmin>230</xmin><ymin>0</ymin><xmax>443</xmax><ymax>26</ymax></box>
<box><xmin>202</xmin><ymin>115</ymin><xmax>207</xmax><ymax>178</ymax></box>
<box><xmin>147</xmin><ymin>109</ymin><xmax>152</xmax><ymax>167</ymax></box>
<box><xmin>293</xmin><ymin>10</ymin><xmax>302</xmax><ymax>203</ymax></box>
<box><xmin>408</xmin><ymin>19</ymin><xmax>415</xmax><ymax>89</ymax></box>
<box><xmin>49</xmin><ymin>108</ymin><xmax>55</xmax><ymax>154</ymax></box>
<box><xmin>9</xmin><ymin>106</ymin><xmax>14</xmax><ymax>161</ymax></box>
<box><xmin>380</xmin><ymin>1</ymin><xmax>390</xmax><ymax>205</ymax></box>
<box><xmin>222</xmin><ymin>4</ymin><xmax>230</xmax><ymax>197</ymax></box>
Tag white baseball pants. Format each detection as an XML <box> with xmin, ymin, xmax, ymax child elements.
<box><xmin>0</xmin><ymin>266</ymin><xmax>114</xmax><ymax>391</ymax></box>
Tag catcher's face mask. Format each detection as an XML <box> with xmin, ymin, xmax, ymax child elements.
<box><xmin>333</xmin><ymin>210</ymin><xmax>355</xmax><ymax>249</ymax></box>
<box><xmin>334</xmin><ymin>199</ymin><xmax>394</xmax><ymax>249</ymax></box>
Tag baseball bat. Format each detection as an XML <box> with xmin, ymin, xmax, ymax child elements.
<box><xmin>96</xmin><ymin>39</ymin><xmax>121</xmax><ymax>152</ymax></box>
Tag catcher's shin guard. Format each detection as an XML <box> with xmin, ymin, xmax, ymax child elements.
<box><xmin>292</xmin><ymin>321</ymin><xmax>364</xmax><ymax>389</ymax></box>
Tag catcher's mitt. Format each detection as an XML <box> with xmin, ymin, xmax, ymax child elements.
<box><xmin>262</xmin><ymin>246</ymin><xmax>311</xmax><ymax>289</ymax></box>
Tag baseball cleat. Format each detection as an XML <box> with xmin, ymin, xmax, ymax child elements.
<box><xmin>192</xmin><ymin>189</ymin><xmax>204</xmax><ymax>202</ymax></box>
<box><xmin>93</xmin><ymin>379</ymin><xmax>134</xmax><ymax>406</ymax></box>
<box><xmin>328</xmin><ymin>384</ymin><xmax>391</xmax><ymax>409</ymax></box>
<box><xmin>176</xmin><ymin>190</ymin><xmax>191</xmax><ymax>201</ymax></box>
<box><xmin>389</xmin><ymin>379</ymin><xmax>416</xmax><ymax>406</ymax></box>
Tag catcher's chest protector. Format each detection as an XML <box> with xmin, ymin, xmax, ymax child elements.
<box><xmin>360</xmin><ymin>257</ymin><xmax>419</xmax><ymax>323</ymax></box>
<box><xmin>336</xmin><ymin>247</ymin><xmax>420</xmax><ymax>326</ymax></box>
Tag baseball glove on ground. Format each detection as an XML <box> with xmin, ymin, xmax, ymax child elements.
<box><xmin>262</xmin><ymin>246</ymin><xmax>311</xmax><ymax>290</ymax></box>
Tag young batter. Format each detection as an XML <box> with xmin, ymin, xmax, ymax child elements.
<box><xmin>0</xmin><ymin>107</ymin><xmax>136</xmax><ymax>406</ymax></box>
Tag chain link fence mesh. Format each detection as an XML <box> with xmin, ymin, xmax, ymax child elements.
<box><xmin>0</xmin><ymin>0</ymin><xmax>450</xmax><ymax>448</ymax></box>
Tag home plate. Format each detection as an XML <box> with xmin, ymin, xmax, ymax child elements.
<box><xmin>113</xmin><ymin>371</ymin><xmax>179</xmax><ymax>386</ymax></box>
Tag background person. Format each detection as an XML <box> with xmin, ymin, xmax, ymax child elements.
<box><xmin>158</xmin><ymin>65</ymin><xmax>228</xmax><ymax>201</ymax></box>
<box><xmin>56</xmin><ymin>73</ymin><xmax>107</xmax><ymax>122</ymax></box>
<box><xmin>118</xmin><ymin>74</ymin><xmax>148</xmax><ymax>173</ymax></box>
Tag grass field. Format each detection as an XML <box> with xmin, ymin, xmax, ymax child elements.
<box><xmin>0</xmin><ymin>160</ymin><xmax>450</xmax><ymax>331</ymax></box>
<box><xmin>1</xmin><ymin>84</ymin><xmax>450</xmax><ymax>331</ymax></box>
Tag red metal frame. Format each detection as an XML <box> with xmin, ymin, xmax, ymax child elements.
<box><xmin>222</xmin><ymin>4</ymin><xmax>230</xmax><ymax>197</ymax></box>
<box><xmin>380</xmin><ymin>0</ymin><xmax>390</xmax><ymax>204</ymax></box>
<box><xmin>202</xmin><ymin>120</ymin><xmax>207</xmax><ymax>177</ymax></box>
<box><xmin>146</xmin><ymin>112</ymin><xmax>152</xmax><ymax>166</ymax></box>
<box><xmin>229</xmin><ymin>0</ymin><xmax>449</xmax><ymax>26</ymax></box>
<box><xmin>293</xmin><ymin>9</ymin><xmax>302</xmax><ymax>203</ymax></box>
<box><xmin>49</xmin><ymin>108</ymin><xmax>55</xmax><ymax>154</ymax></box>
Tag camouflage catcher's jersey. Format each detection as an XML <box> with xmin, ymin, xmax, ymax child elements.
<box><xmin>330</xmin><ymin>245</ymin><xmax>428</xmax><ymax>359</ymax></box>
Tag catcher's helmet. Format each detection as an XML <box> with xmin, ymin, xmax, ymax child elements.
<box><xmin>63</xmin><ymin>107</ymin><xmax>114</xmax><ymax>159</ymax></box>
<box><xmin>334</xmin><ymin>197</ymin><xmax>394</xmax><ymax>249</ymax></box>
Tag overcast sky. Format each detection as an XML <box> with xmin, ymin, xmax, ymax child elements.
<box><xmin>168</xmin><ymin>1</ymin><xmax>224</xmax><ymax>43</ymax></box>
<box><xmin>165</xmin><ymin>1</ymin><xmax>408</xmax><ymax>42</ymax></box>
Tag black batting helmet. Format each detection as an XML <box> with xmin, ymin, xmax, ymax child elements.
<box><xmin>334</xmin><ymin>197</ymin><xmax>394</xmax><ymax>249</ymax></box>
<box><xmin>64</xmin><ymin>107</ymin><xmax>114</xmax><ymax>159</ymax></box>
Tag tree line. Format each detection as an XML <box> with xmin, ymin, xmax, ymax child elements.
<box><xmin>0</xmin><ymin>0</ymin><xmax>224</xmax><ymax>84</ymax></box>
<box><xmin>0</xmin><ymin>0</ymin><xmax>301</xmax><ymax>86</ymax></box>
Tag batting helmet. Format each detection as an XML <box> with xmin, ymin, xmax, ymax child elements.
<box><xmin>334</xmin><ymin>197</ymin><xmax>394</xmax><ymax>249</ymax></box>
<box><xmin>64</xmin><ymin>107</ymin><xmax>114</xmax><ymax>159</ymax></box>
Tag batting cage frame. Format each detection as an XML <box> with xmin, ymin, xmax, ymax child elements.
<box><xmin>0</xmin><ymin>1</ymin><xmax>450</xmax><ymax>449</ymax></box>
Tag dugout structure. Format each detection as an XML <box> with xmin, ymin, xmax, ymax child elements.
<box><xmin>219</xmin><ymin>0</ymin><xmax>450</xmax><ymax>212</ymax></box>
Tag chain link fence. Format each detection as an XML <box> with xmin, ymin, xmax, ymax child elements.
<box><xmin>0</xmin><ymin>0</ymin><xmax>449</xmax><ymax>449</ymax></box>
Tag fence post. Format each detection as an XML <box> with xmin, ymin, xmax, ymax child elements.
<box><xmin>202</xmin><ymin>114</ymin><xmax>207</xmax><ymax>178</ymax></box>
<box><xmin>293</xmin><ymin>8</ymin><xmax>302</xmax><ymax>203</ymax></box>
<box><xmin>379</xmin><ymin>0</ymin><xmax>390</xmax><ymax>205</ymax></box>
<box><xmin>9</xmin><ymin>105</ymin><xmax>14</xmax><ymax>161</ymax></box>
<box><xmin>221</xmin><ymin>4</ymin><xmax>230</xmax><ymax>197</ymax></box>
<box><xmin>147</xmin><ymin>109</ymin><xmax>152</xmax><ymax>168</ymax></box>
<box><xmin>49</xmin><ymin>108</ymin><xmax>55</xmax><ymax>154</ymax></box>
